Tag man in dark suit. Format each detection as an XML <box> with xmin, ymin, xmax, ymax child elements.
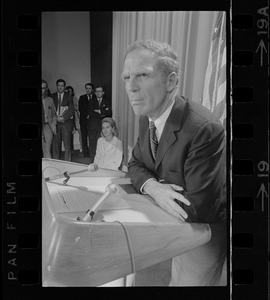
<box><xmin>87</xmin><ymin>86</ymin><xmax>112</xmax><ymax>162</ymax></box>
<box><xmin>51</xmin><ymin>79</ymin><xmax>74</xmax><ymax>161</ymax></box>
<box><xmin>78</xmin><ymin>83</ymin><xmax>94</xmax><ymax>157</ymax></box>
<box><xmin>122</xmin><ymin>40</ymin><xmax>227</xmax><ymax>286</ymax></box>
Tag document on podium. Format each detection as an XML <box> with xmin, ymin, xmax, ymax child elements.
<box><xmin>46</xmin><ymin>181</ymin><xmax>131</xmax><ymax>213</ymax></box>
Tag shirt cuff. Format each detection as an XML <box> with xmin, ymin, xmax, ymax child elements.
<box><xmin>140</xmin><ymin>178</ymin><xmax>157</xmax><ymax>194</ymax></box>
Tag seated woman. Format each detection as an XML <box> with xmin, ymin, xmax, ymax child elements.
<box><xmin>88</xmin><ymin>117</ymin><xmax>123</xmax><ymax>171</ymax></box>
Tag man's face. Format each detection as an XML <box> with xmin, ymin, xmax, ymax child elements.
<box><xmin>57</xmin><ymin>82</ymin><xmax>65</xmax><ymax>93</ymax></box>
<box><xmin>122</xmin><ymin>49</ymin><xmax>168</xmax><ymax>119</ymax></box>
<box><xmin>95</xmin><ymin>88</ymin><xmax>104</xmax><ymax>98</ymax></box>
<box><xmin>85</xmin><ymin>85</ymin><xmax>92</xmax><ymax>95</ymax></box>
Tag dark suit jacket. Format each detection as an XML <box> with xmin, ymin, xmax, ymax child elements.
<box><xmin>78</xmin><ymin>94</ymin><xmax>96</xmax><ymax>120</ymax></box>
<box><xmin>87</xmin><ymin>97</ymin><xmax>112</xmax><ymax>130</ymax></box>
<box><xmin>128</xmin><ymin>95</ymin><xmax>226</xmax><ymax>224</ymax></box>
<box><xmin>89</xmin><ymin>96</ymin><xmax>112</xmax><ymax>119</ymax></box>
<box><xmin>51</xmin><ymin>92</ymin><xmax>74</xmax><ymax>121</ymax></box>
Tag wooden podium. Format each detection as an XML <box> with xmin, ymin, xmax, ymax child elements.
<box><xmin>42</xmin><ymin>158</ymin><xmax>211</xmax><ymax>286</ymax></box>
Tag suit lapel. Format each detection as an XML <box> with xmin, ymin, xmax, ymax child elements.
<box><xmin>85</xmin><ymin>95</ymin><xmax>90</xmax><ymax>110</ymax></box>
<box><xmin>61</xmin><ymin>93</ymin><xmax>66</xmax><ymax>106</ymax></box>
<box><xmin>52</xmin><ymin>93</ymin><xmax>58</xmax><ymax>111</ymax></box>
<box><xmin>155</xmin><ymin>96</ymin><xmax>187</xmax><ymax>169</ymax></box>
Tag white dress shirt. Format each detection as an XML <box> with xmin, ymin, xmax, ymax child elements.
<box><xmin>149</xmin><ymin>98</ymin><xmax>175</xmax><ymax>141</ymax></box>
<box><xmin>140</xmin><ymin>98</ymin><xmax>175</xmax><ymax>193</ymax></box>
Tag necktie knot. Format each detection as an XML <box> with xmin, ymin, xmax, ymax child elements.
<box><xmin>149</xmin><ymin>121</ymin><xmax>156</xmax><ymax>130</ymax></box>
<box><xmin>149</xmin><ymin>121</ymin><xmax>158</xmax><ymax>160</ymax></box>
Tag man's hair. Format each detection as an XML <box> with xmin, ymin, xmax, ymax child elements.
<box><xmin>85</xmin><ymin>83</ymin><xmax>94</xmax><ymax>89</ymax></box>
<box><xmin>56</xmin><ymin>79</ymin><xmax>66</xmax><ymax>86</ymax></box>
<box><xmin>95</xmin><ymin>86</ymin><xmax>104</xmax><ymax>91</ymax></box>
<box><xmin>125</xmin><ymin>39</ymin><xmax>180</xmax><ymax>81</ymax></box>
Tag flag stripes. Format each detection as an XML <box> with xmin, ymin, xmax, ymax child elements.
<box><xmin>202</xmin><ymin>11</ymin><xmax>226</xmax><ymax>126</ymax></box>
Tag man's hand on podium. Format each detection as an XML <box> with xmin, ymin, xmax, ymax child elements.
<box><xmin>143</xmin><ymin>180</ymin><xmax>191</xmax><ymax>221</ymax></box>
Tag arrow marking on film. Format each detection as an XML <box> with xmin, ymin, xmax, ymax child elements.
<box><xmin>256</xmin><ymin>182</ymin><xmax>268</xmax><ymax>212</ymax></box>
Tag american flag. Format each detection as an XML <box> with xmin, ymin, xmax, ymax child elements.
<box><xmin>202</xmin><ymin>11</ymin><xmax>226</xmax><ymax>126</ymax></box>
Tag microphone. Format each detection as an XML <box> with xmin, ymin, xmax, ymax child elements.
<box><xmin>77</xmin><ymin>183</ymin><xmax>119</xmax><ymax>222</ymax></box>
<box><xmin>45</xmin><ymin>171</ymin><xmax>70</xmax><ymax>184</ymax></box>
<box><xmin>63</xmin><ymin>172</ymin><xmax>70</xmax><ymax>184</ymax></box>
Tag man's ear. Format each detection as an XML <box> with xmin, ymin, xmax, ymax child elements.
<box><xmin>166</xmin><ymin>72</ymin><xmax>178</xmax><ymax>92</ymax></box>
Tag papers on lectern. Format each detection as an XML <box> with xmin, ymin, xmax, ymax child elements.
<box><xmin>45</xmin><ymin>178</ymin><xmax>131</xmax><ymax>213</ymax></box>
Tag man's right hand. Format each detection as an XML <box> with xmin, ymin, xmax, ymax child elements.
<box><xmin>143</xmin><ymin>179</ymin><xmax>191</xmax><ymax>221</ymax></box>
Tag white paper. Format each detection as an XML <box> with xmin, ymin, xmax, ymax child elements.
<box><xmin>46</xmin><ymin>181</ymin><xmax>131</xmax><ymax>213</ymax></box>
<box><xmin>59</xmin><ymin>105</ymin><xmax>68</xmax><ymax>116</ymax></box>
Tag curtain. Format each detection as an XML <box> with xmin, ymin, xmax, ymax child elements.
<box><xmin>112</xmin><ymin>11</ymin><xmax>225</xmax><ymax>166</ymax></box>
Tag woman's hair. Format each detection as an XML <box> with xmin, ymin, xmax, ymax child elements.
<box><xmin>101</xmin><ymin>117</ymin><xmax>119</xmax><ymax>137</ymax></box>
<box><xmin>42</xmin><ymin>79</ymin><xmax>49</xmax><ymax>98</ymax></box>
<box><xmin>66</xmin><ymin>85</ymin><xmax>74</xmax><ymax>96</ymax></box>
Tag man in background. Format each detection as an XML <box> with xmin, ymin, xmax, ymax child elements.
<box><xmin>51</xmin><ymin>79</ymin><xmax>74</xmax><ymax>161</ymax></box>
<box><xmin>87</xmin><ymin>86</ymin><xmax>112</xmax><ymax>162</ymax></box>
<box><xmin>78</xmin><ymin>83</ymin><xmax>95</xmax><ymax>158</ymax></box>
<box><xmin>122</xmin><ymin>39</ymin><xmax>227</xmax><ymax>286</ymax></box>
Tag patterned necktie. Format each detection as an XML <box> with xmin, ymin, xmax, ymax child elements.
<box><xmin>149</xmin><ymin>121</ymin><xmax>158</xmax><ymax>160</ymax></box>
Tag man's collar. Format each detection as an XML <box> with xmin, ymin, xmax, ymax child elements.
<box><xmin>149</xmin><ymin>97</ymin><xmax>176</xmax><ymax>128</ymax></box>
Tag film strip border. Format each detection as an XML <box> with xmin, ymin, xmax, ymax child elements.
<box><xmin>2</xmin><ymin>10</ymin><xmax>43</xmax><ymax>298</ymax></box>
<box><xmin>2</xmin><ymin>2</ymin><xmax>269</xmax><ymax>300</ymax></box>
<box><xmin>231</xmin><ymin>1</ymin><xmax>269</xmax><ymax>299</ymax></box>
<box><xmin>2</xmin><ymin>9</ymin><xmax>42</xmax><ymax>294</ymax></box>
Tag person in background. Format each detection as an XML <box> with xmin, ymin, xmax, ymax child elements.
<box><xmin>87</xmin><ymin>86</ymin><xmax>112</xmax><ymax>162</ymax></box>
<box><xmin>88</xmin><ymin>117</ymin><xmax>123</xmax><ymax>171</ymax></box>
<box><xmin>122</xmin><ymin>39</ymin><xmax>227</xmax><ymax>286</ymax></box>
<box><xmin>66</xmin><ymin>85</ymin><xmax>82</xmax><ymax>153</ymax></box>
<box><xmin>78</xmin><ymin>83</ymin><xmax>95</xmax><ymax>158</ymax></box>
<box><xmin>51</xmin><ymin>79</ymin><xmax>74</xmax><ymax>161</ymax></box>
<box><xmin>42</xmin><ymin>79</ymin><xmax>57</xmax><ymax>158</ymax></box>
